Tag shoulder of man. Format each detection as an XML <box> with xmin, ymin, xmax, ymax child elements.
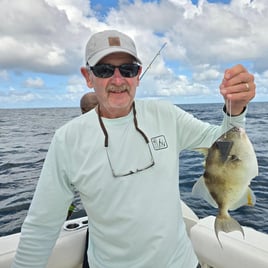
<box><xmin>135</xmin><ymin>98</ymin><xmax>174</xmax><ymax>109</ymax></box>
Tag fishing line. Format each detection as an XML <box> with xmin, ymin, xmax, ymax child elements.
<box><xmin>229</xmin><ymin>100</ymin><xmax>232</xmax><ymax>124</ymax></box>
<box><xmin>228</xmin><ymin>99</ymin><xmax>232</xmax><ymax>124</ymax></box>
<box><xmin>224</xmin><ymin>99</ymin><xmax>232</xmax><ymax>138</ymax></box>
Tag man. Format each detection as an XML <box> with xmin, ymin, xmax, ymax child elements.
<box><xmin>12</xmin><ymin>30</ymin><xmax>255</xmax><ymax>268</ymax></box>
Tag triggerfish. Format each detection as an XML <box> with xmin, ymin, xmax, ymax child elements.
<box><xmin>192</xmin><ymin>127</ymin><xmax>258</xmax><ymax>246</ymax></box>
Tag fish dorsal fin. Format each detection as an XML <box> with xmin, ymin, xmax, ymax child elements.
<box><xmin>194</xmin><ymin>148</ymin><xmax>209</xmax><ymax>157</ymax></box>
<box><xmin>215</xmin><ymin>140</ymin><xmax>233</xmax><ymax>162</ymax></box>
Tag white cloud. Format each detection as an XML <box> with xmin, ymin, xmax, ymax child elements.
<box><xmin>66</xmin><ymin>75</ymin><xmax>86</xmax><ymax>94</ymax></box>
<box><xmin>0</xmin><ymin>0</ymin><xmax>91</xmax><ymax>74</ymax></box>
<box><xmin>24</xmin><ymin>77</ymin><xmax>45</xmax><ymax>88</ymax></box>
<box><xmin>0</xmin><ymin>70</ymin><xmax>9</xmax><ymax>80</ymax></box>
<box><xmin>0</xmin><ymin>87</ymin><xmax>41</xmax><ymax>104</ymax></box>
<box><xmin>0</xmin><ymin>0</ymin><xmax>268</xmax><ymax>107</ymax></box>
<box><xmin>192</xmin><ymin>65</ymin><xmax>221</xmax><ymax>82</ymax></box>
<box><xmin>45</xmin><ymin>0</ymin><xmax>92</xmax><ymax>22</ymax></box>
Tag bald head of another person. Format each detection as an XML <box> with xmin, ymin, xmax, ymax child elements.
<box><xmin>80</xmin><ymin>92</ymin><xmax>98</xmax><ymax>114</ymax></box>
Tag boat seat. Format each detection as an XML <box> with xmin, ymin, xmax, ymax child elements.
<box><xmin>191</xmin><ymin>216</ymin><xmax>268</xmax><ymax>268</ymax></box>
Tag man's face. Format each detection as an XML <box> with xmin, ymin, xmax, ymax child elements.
<box><xmin>85</xmin><ymin>52</ymin><xmax>142</xmax><ymax>118</ymax></box>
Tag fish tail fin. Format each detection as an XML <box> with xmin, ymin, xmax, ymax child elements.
<box><xmin>214</xmin><ymin>215</ymin><xmax>244</xmax><ymax>247</ymax></box>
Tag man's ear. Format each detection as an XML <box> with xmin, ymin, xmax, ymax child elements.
<box><xmin>81</xmin><ymin>67</ymin><xmax>93</xmax><ymax>88</ymax></box>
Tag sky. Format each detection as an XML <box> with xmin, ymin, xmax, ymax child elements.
<box><xmin>0</xmin><ymin>0</ymin><xmax>268</xmax><ymax>108</ymax></box>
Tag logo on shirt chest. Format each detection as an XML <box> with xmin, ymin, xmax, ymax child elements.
<box><xmin>151</xmin><ymin>135</ymin><xmax>168</xmax><ymax>150</ymax></box>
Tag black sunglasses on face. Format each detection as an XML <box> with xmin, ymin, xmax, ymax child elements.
<box><xmin>89</xmin><ymin>63</ymin><xmax>140</xmax><ymax>78</ymax></box>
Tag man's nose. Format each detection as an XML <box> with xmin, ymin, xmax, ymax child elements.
<box><xmin>111</xmin><ymin>67</ymin><xmax>124</xmax><ymax>83</ymax></box>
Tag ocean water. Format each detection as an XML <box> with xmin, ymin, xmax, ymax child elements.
<box><xmin>0</xmin><ymin>102</ymin><xmax>267</xmax><ymax>237</ymax></box>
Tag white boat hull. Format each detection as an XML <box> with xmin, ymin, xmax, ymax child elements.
<box><xmin>0</xmin><ymin>217</ymin><xmax>88</xmax><ymax>268</ymax></box>
<box><xmin>191</xmin><ymin>216</ymin><xmax>268</xmax><ymax>268</ymax></box>
<box><xmin>1</xmin><ymin>201</ymin><xmax>268</xmax><ymax>268</ymax></box>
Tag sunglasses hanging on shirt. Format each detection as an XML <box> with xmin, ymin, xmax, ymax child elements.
<box><xmin>97</xmin><ymin>102</ymin><xmax>155</xmax><ymax>177</ymax></box>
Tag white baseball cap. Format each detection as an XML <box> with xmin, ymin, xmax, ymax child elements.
<box><xmin>85</xmin><ymin>30</ymin><xmax>142</xmax><ymax>66</ymax></box>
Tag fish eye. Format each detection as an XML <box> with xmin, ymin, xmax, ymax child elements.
<box><xmin>229</xmin><ymin>155</ymin><xmax>239</xmax><ymax>162</ymax></box>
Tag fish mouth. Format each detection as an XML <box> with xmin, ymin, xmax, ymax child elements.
<box><xmin>229</xmin><ymin>126</ymin><xmax>241</xmax><ymax>133</ymax></box>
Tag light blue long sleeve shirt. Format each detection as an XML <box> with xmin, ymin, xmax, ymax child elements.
<box><xmin>12</xmin><ymin>100</ymin><xmax>246</xmax><ymax>268</ymax></box>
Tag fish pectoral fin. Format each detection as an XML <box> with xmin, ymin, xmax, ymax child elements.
<box><xmin>215</xmin><ymin>215</ymin><xmax>244</xmax><ymax>247</ymax></box>
<box><xmin>229</xmin><ymin>187</ymin><xmax>256</xmax><ymax>210</ymax></box>
<box><xmin>193</xmin><ymin>148</ymin><xmax>209</xmax><ymax>156</ymax></box>
<box><xmin>192</xmin><ymin>176</ymin><xmax>218</xmax><ymax>208</ymax></box>
<box><xmin>247</xmin><ymin>187</ymin><xmax>257</xmax><ymax>206</ymax></box>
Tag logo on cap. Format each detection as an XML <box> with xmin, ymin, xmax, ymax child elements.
<box><xmin>108</xmin><ymin>37</ymin><xmax>121</xmax><ymax>47</ymax></box>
